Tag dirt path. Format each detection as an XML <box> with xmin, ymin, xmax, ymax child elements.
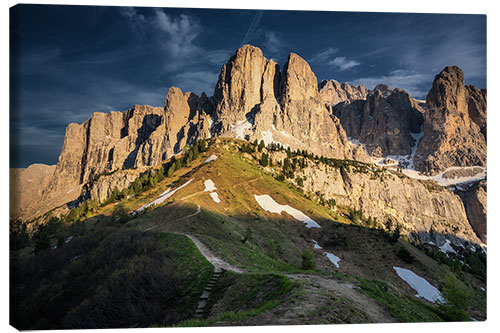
<box><xmin>286</xmin><ymin>274</ymin><xmax>398</xmax><ymax>323</ymax></box>
<box><xmin>181</xmin><ymin>233</ymin><xmax>244</xmax><ymax>273</ymax></box>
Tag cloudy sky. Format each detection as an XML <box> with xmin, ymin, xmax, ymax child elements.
<box><xmin>10</xmin><ymin>4</ymin><xmax>486</xmax><ymax>168</ymax></box>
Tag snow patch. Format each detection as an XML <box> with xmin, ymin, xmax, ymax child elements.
<box><xmin>324</xmin><ymin>252</ymin><xmax>341</xmax><ymax>268</ymax></box>
<box><xmin>254</xmin><ymin>194</ymin><xmax>321</xmax><ymax>228</ymax></box>
<box><xmin>261</xmin><ymin>131</ymin><xmax>274</xmax><ymax>146</ymax></box>
<box><xmin>204</xmin><ymin>179</ymin><xmax>217</xmax><ymax>192</ymax></box>
<box><xmin>398</xmin><ymin>165</ymin><xmax>486</xmax><ymax>187</ymax></box>
<box><xmin>203</xmin><ymin>154</ymin><xmax>218</xmax><ymax>164</ymax></box>
<box><xmin>347</xmin><ymin>137</ymin><xmax>370</xmax><ymax>156</ymax></box>
<box><xmin>432</xmin><ymin>166</ymin><xmax>486</xmax><ymax>186</ymax></box>
<box><xmin>279</xmin><ymin>130</ymin><xmax>292</xmax><ymax>138</ymax></box>
<box><xmin>439</xmin><ymin>239</ymin><xmax>457</xmax><ymax>256</ymax></box>
<box><xmin>204</xmin><ymin>179</ymin><xmax>221</xmax><ymax>204</ymax></box>
<box><xmin>393</xmin><ymin>266</ymin><xmax>443</xmax><ymax>303</ymax></box>
<box><xmin>312</xmin><ymin>240</ymin><xmax>322</xmax><ymax>249</ymax></box>
<box><xmin>209</xmin><ymin>192</ymin><xmax>221</xmax><ymax>203</ymax></box>
<box><xmin>231</xmin><ymin>119</ymin><xmax>252</xmax><ymax>139</ymax></box>
<box><xmin>135</xmin><ymin>179</ymin><xmax>193</xmax><ymax>213</ymax></box>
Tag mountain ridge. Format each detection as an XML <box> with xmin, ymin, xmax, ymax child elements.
<box><xmin>10</xmin><ymin>45</ymin><xmax>486</xmax><ymax>249</ymax></box>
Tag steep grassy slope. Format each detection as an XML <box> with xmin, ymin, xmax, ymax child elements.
<box><xmin>10</xmin><ymin>226</ymin><xmax>213</xmax><ymax>329</ymax></box>
<box><xmin>126</xmin><ymin>138</ymin><xmax>486</xmax><ymax>323</ymax></box>
<box><xmin>11</xmin><ymin>138</ymin><xmax>486</xmax><ymax>328</ymax></box>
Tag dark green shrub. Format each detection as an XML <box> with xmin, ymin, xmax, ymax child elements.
<box><xmin>396</xmin><ymin>247</ymin><xmax>415</xmax><ymax>264</ymax></box>
<box><xmin>438</xmin><ymin>273</ymin><xmax>470</xmax><ymax>321</ymax></box>
<box><xmin>301</xmin><ymin>249</ymin><xmax>315</xmax><ymax>270</ymax></box>
<box><xmin>112</xmin><ymin>203</ymin><xmax>130</xmax><ymax>224</ymax></box>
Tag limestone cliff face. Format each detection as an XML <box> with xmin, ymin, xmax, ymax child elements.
<box><xmin>466</xmin><ymin>85</ymin><xmax>487</xmax><ymax>137</ymax></box>
<box><xmin>214</xmin><ymin>46</ymin><xmax>369</xmax><ymax>161</ymax></box>
<box><xmin>89</xmin><ymin>169</ymin><xmax>144</xmax><ymax>204</ymax></box>
<box><xmin>19</xmin><ymin>88</ymin><xmax>214</xmax><ymax>222</ymax></box>
<box><xmin>10</xmin><ymin>164</ymin><xmax>56</xmax><ymax>221</ymax></box>
<box><xmin>12</xmin><ymin>47</ymin><xmax>486</xmax><ymax>236</ymax></box>
<box><xmin>284</xmin><ymin>160</ymin><xmax>481</xmax><ymax>246</ymax></box>
<box><xmin>318</xmin><ymin>79</ymin><xmax>368</xmax><ymax>106</ymax></box>
<box><xmin>457</xmin><ymin>180</ymin><xmax>487</xmax><ymax>243</ymax></box>
<box><xmin>213</xmin><ymin>45</ymin><xmax>273</xmax><ymax>132</ymax></box>
<box><xmin>414</xmin><ymin>66</ymin><xmax>486</xmax><ymax>175</ymax></box>
<box><xmin>333</xmin><ymin>87</ymin><xmax>424</xmax><ymax>157</ymax></box>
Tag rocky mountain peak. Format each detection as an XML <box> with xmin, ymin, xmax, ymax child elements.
<box><xmin>414</xmin><ymin>65</ymin><xmax>486</xmax><ymax>175</ymax></box>
<box><xmin>333</xmin><ymin>86</ymin><xmax>424</xmax><ymax>157</ymax></box>
<box><xmin>318</xmin><ymin>79</ymin><xmax>368</xmax><ymax>106</ymax></box>
<box><xmin>372</xmin><ymin>83</ymin><xmax>392</xmax><ymax>97</ymax></box>
<box><xmin>213</xmin><ymin>44</ymin><xmax>269</xmax><ymax>131</ymax></box>
<box><xmin>279</xmin><ymin>52</ymin><xmax>318</xmax><ymax>102</ymax></box>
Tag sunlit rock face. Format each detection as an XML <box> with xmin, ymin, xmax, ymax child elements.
<box><xmin>414</xmin><ymin>66</ymin><xmax>486</xmax><ymax>175</ymax></box>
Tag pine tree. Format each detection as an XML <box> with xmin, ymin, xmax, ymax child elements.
<box><xmin>258</xmin><ymin>140</ymin><xmax>265</xmax><ymax>152</ymax></box>
<box><xmin>260</xmin><ymin>153</ymin><xmax>269</xmax><ymax>167</ymax></box>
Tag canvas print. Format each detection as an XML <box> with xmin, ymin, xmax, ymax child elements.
<box><xmin>9</xmin><ymin>4</ymin><xmax>486</xmax><ymax>330</ymax></box>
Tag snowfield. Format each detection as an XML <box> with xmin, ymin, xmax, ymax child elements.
<box><xmin>204</xmin><ymin>179</ymin><xmax>220</xmax><ymax>203</ymax></box>
<box><xmin>350</xmin><ymin>126</ymin><xmax>486</xmax><ymax>187</ymax></box>
<box><xmin>324</xmin><ymin>252</ymin><xmax>341</xmax><ymax>268</ymax></box>
<box><xmin>203</xmin><ymin>154</ymin><xmax>218</xmax><ymax>164</ymax></box>
<box><xmin>254</xmin><ymin>194</ymin><xmax>321</xmax><ymax>228</ymax></box>
<box><xmin>209</xmin><ymin>192</ymin><xmax>221</xmax><ymax>203</ymax></box>
<box><xmin>135</xmin><ymin>179</ymin><xmax>193</xmax><ymax>213</ymax></box>
<box><xmin>261</xmin><ymin>131</ymin><xmax>274</xmax><ymax>146</ymax></box>
<box><xmin>393</xmin><ymin>266</ymin><xmax>443</xmax><ymax>303</ymax></box>
<box><xmin>231</xmin><ymin>119</ymin><xmax>252</xmax><ymax>139</ymax></box>
<box><xmin>439</xmin><ymin>239</ymin><xmax>457</xmax><ymax>256</ymax></box>
<box><xmin>312</xmin><ymin>240</ymin><xmax>323</xmax><ymax>249</ymax></box>
<box><xmin>204</xmin><ymin>179</ymin><xmax>217</xmax><ymax>192</ymax></box>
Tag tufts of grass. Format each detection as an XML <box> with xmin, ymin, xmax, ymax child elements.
<box><xmin>358</xmin><ymin>277</ymin><xmax>443</xmax><ymax>323</ymax></box>
<box><xmin>172</xmin><ymin>272</ymin><xmax>295</xmax><ymax>327</ymax></box>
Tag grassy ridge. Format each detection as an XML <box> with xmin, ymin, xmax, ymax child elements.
<box><xmin>173</xmin><ymin>272</ymin><xmax>295</xmax><ymax>327</ymax></box>
<box><xmin>10</xmin><ymin>226</ymin><xmax>213</xmax><ymax>329</ymax></box>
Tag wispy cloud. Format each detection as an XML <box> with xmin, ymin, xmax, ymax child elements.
<box><xmin>309</xmin><ymin>48</ymin><xmax>360</xmax><ymax>71</ymax></box>
<box><xmin>203</xmin><ymin>49</ymin><xmax>233</xmax><ymax>65</ymax></box>
<box><xmin>329</xmin><ymin>57</ymin><xmax>360</xmax><ymax>71</ymax></box>
<box><xmin>264</xmin><ymin>31</ymin><xmax>284</xmax><ymax>54</ymax></box>
<box><xmin>153</xmin><ymin>10</ymin><xmax>201</xmax><ymax>59</ymax></box>
<box><xmin>309</xmin><ymin>47</ymin><xmax>338</xmax><ymax>64</ymax></box>
<box><xmin>240</xmin><ymin>11</ymin><xmax>263</xmax><ymax>47</ymax></box>
<box><xmin>118</xmin><ymin>7</ymin><xmax>147</xmax><ymax>39</ymax></box>
<box><xmin>351</xmin><ymin>69</ymin><xmax>429</xmax><ymax>98</ymax></box>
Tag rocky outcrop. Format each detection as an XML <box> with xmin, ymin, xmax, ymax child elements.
<box><xmin>318</xmin><ymin>80</ymin><xmax>368</xmax><ymax>106</ymax></box>
<box><xmin>280</xmin><ymin>157</ymin><xmax>481</xmax><ymax>246</ymax></box>
<box><xmin>414</xmin><ymin>66</ymin><xmax>486</xmax><ymax>175</ymax></box>
<box><xmin>11</xmin><ymin>48</ymin><xmax>486</xmax><ymax>229</ymax></box>
<box><xmin>16</xmin><ymin>88</ymin><xmax>214</xmax><ymax>222</ymax></box>
<box><xmin>457</xmin><ymin>180</ymin><xmax>487</xmax><ymax>243</ymax></box>
<box><xmin>215</xmin><ymin>46</ymin><xmax>370</xmax><ymax>162</ymax></box>
<box><xmin>213</xmin><ymin>45</ymin><xmax>274</xmax><ymax>132</ymax></box>
<box><xmin>10</xmin><ymin>164</ymin><xmax>56</xmax><ymax>221</ymax></box>
<box><xmin>466</xmin><ymin>85</ymin><xmax>487</xmax><ymax>137</ymax></box>
<box><xmin>89</xmin><ymin>169</ymin><xmax>143</xmax><ymax>204</ymax></box>
<box><xmin>333</xmin><ymin>87</ymin><xmax>424</xmax><ymax>157</ymax></box>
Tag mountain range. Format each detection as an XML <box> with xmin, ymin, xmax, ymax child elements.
<box><xmin>10</xmin><ymin>44</ymin><xmax>487</xmax><ymax>246</ymax></box>
<box><xmin>9</xmin><ymin>44</ymin><xmax>488</xmax><ymax>328</ymax></box>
